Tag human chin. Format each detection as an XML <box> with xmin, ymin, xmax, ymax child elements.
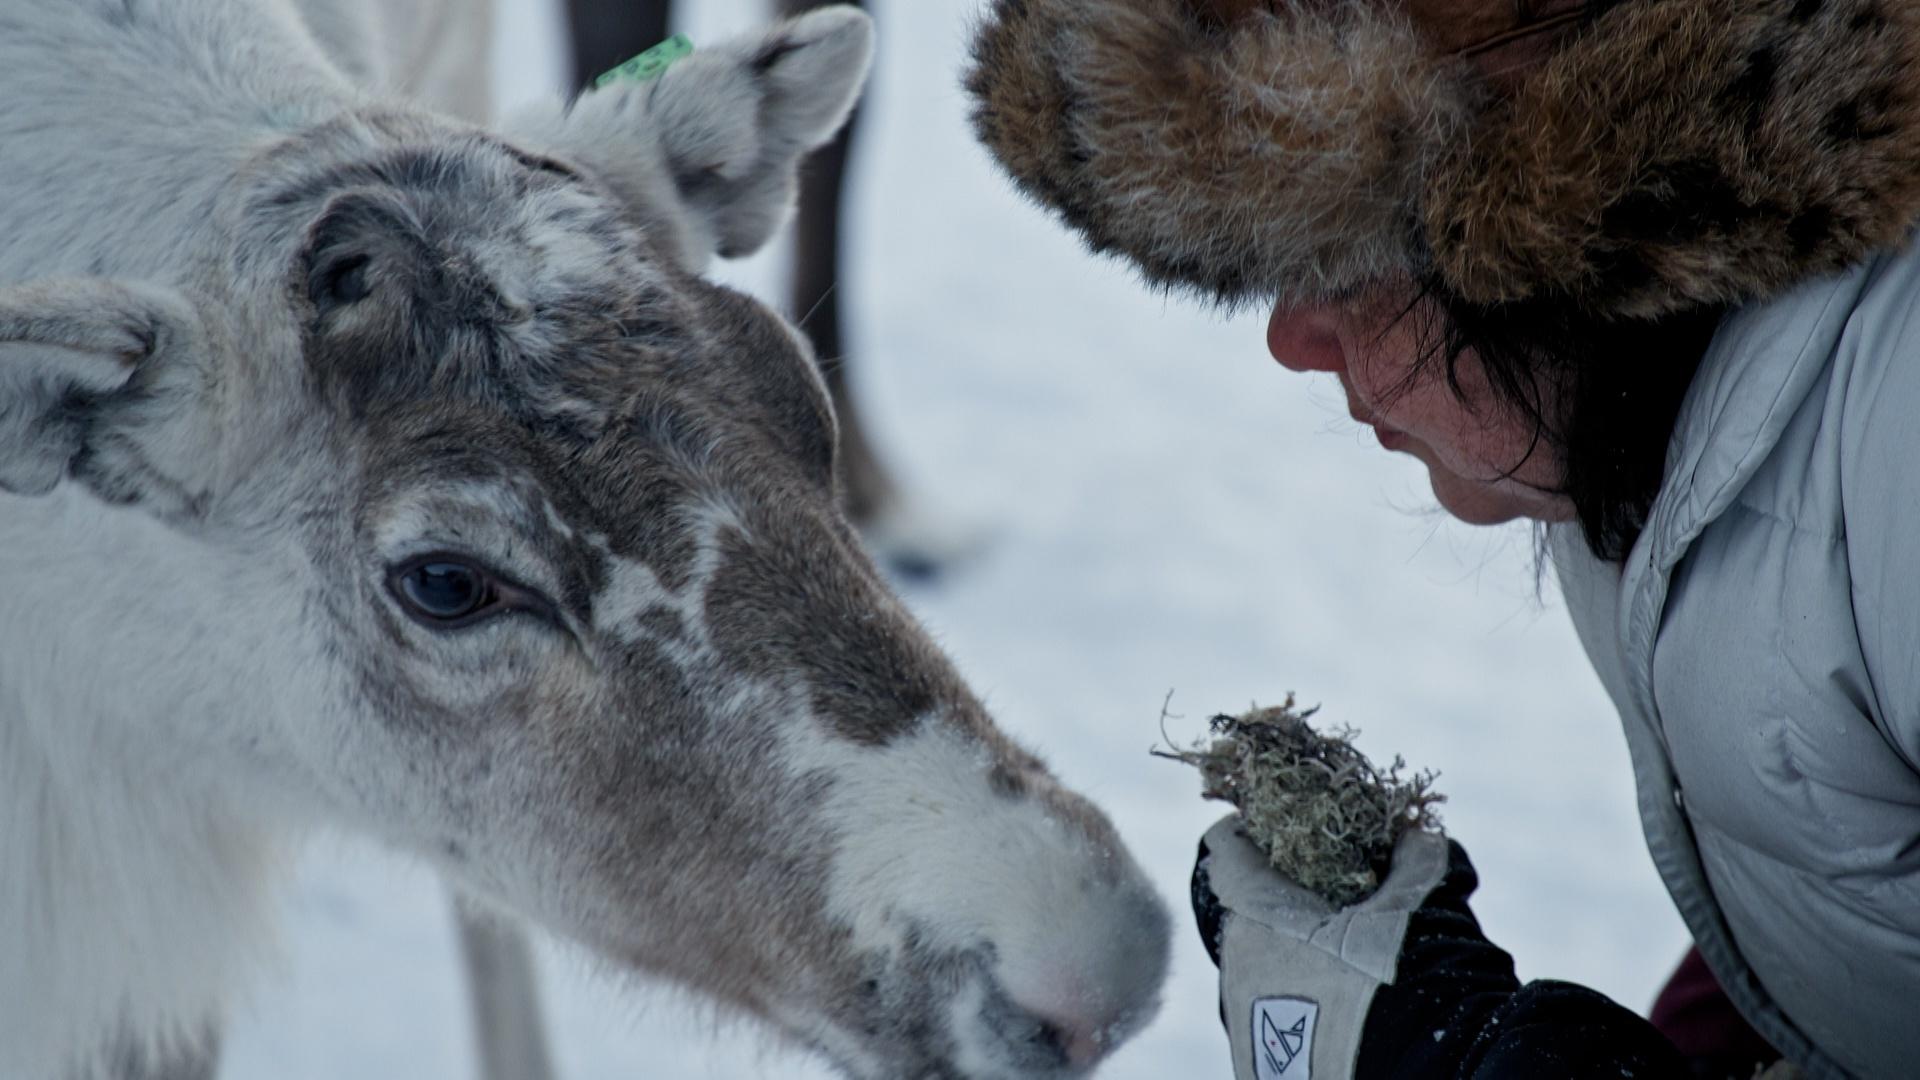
<box><xmin>1423</xmin><ymin>460</ymin><xmax>1541</xmax><ymax>526</ymax></box>
<box><xmin>1362</xmin><ymin>431</ymin><xmax>1494</xmax><ymax>521</ymax></box>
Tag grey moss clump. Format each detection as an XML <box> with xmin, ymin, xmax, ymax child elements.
<box><xmin>1158</xmin><ymin>697</ymin><xmax>1445</xmax><ymax>907</ymax></box>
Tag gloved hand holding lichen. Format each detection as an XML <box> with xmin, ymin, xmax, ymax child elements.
<box><xmin>1158</xmin><ymin>698</ymin><xmax>1444</xmax><ymax>906</ymax></box>
<box><xmin>1162</xmin><ymin>699</ymin><xmax>1456</xmax><ymax>1078</ymax></box>
<box><xmin>1167</xmin><ymin>703</ymin><xmax>1687</xmax><ymax>1079</ymax></box>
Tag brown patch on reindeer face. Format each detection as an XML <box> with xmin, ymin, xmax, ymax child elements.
<box><xmin>703</xmin><ymin>523</ymin><xmax>949</xmax><ymax>748</ymax></box>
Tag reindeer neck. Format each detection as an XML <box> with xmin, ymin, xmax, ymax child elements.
<box><xmin>0</xmin><ymin>486</ymin><xmax>296</xmax><ymax>1078</ymax></box>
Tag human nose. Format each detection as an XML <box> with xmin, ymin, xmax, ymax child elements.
<box><xmin>1266</xmin><ymin>300</ymin><xmax>1347</xmax><ymax>375</ymax></box>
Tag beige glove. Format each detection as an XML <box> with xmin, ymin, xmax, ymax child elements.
<box><xmin>1193</xmin><ymin>816</ymin><xmax>1451</xmax><ymax>1080</ymax></box>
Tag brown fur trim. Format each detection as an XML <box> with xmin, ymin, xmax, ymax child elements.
<box><xmin>968</xmin><ymin>0</ymin><xmax>1920</xmax><ymax>319</ymax></box>
<box><xmin>1428</xmin><ymin>0</ymin><xmax>1920</xmax><ymax>317</ymax></box>
<box><xmin>966</xmin><ymin>0</ymin><xmax>1478</xmax><ymax>306</ymax></box>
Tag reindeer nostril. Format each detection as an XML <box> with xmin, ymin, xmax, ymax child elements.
<box><xmin>1040</xmin><ymin>1017</ymin><xmax>1104</xmax><ymax>1068</ymax></box>
<box><xmin>1029</xmin><ymin>1018</ymin><xmax>1065</xmax><ymax>1051</ymax></box>
<box><xmin>983</xmin><ymin>990</ymin><xmax>1111</xmax><ymax>1071</ymax></box>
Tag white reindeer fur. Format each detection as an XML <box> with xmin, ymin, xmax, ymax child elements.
<box><xmin>1</xmin><ymin>495</ymin><xmax>306</xmax><ymax>1077</ymax></box>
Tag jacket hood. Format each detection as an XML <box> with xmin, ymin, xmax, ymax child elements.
<box><xmin>965</xmin><ymin>0</ymin><xmax>1920</xmax><ymax>319</ymax></box>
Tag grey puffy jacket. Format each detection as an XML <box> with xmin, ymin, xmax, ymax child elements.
<box><xmin>1553</xmin><ymin>238</ymin><xmax>1920</xmax><ymax>1079</ymax></box>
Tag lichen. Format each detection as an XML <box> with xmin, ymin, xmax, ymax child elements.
<box><xmin>1158</xmin><ymin>697</ymin><xmax>1445</xmax><ymax>907</ymax></box>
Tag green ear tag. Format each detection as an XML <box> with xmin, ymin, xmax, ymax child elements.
<box><xmin>593</xmin><ymin>34</ymin><xmax>696</xmax><ymax>89</ymax></box>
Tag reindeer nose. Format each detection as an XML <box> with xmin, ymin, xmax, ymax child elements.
<box><xmin>987</xmin><ymin>900</ymin><xmax>1170</xmax><ymax>1071</ymax></box>
<box><xmin>973</xmin><ymin>983</ymin><xmax>1122</xmax><ymax>1074</ymax></box>
<box><xmin>1003</xmin><ymin>988</ymin><xmax>1137</xmax><ymax>1071</ymax></box>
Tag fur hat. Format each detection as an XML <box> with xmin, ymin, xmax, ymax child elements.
<box><xmin>965</xmin><ymin>0</ymin><xmax>1920</xmax><ymax>319</ymax></box>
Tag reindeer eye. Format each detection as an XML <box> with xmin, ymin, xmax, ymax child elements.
<box><xmin>390</xmin><ymin>558</ymin><xmax>499</xmax><ymax>627</ymax></box>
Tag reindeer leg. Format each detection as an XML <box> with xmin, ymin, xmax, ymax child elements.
<box><xmin>773</xmin><ymin>0</ymin><xmax>902</xmax><ymax>534</ymax></box>
<box><xmin>453</xmin><ymin>893</ymin><xmax>556</xmax><ymax>1080</ymax></box>
<box><xmin>102</xmin><ymin>1025</ymin><xmax>219</xmax><ymax>1080</ymax></box>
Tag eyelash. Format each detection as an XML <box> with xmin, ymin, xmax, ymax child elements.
<box><xmin>385</xmin><ymin>552</ymin><xmax>557</xmax><ymax>631</ymax></box>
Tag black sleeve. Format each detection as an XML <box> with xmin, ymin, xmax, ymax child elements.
<box><xmin>1354</xmin><ymin>843</ymin><xmax>1693</xmax><ymax>1080</ymax></box>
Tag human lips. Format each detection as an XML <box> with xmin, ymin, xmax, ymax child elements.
<box><xmin>1373</xmin><ymin>425</ymin><xmax>1412</xmax><ymax>450</ymax></box>
<box><xmin>1342</xmin><ymin>387</ymin><xmax>1411</xmax><ymax>450</ymax></box>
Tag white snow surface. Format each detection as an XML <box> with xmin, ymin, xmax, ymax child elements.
<box><xmin>219</xmin><ymin>1</ymin><xmax>1690</xmax><ymax>1076</ymax></box>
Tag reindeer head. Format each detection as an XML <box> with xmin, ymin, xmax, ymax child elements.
<box><xmin>0</xmin><ymin>9</ymin><xmax>1167</xmax><ymax>1076</ymax></box>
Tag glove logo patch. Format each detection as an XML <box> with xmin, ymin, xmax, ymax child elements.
<box><xmin>1252</xmin><ymin>998</ymin><xmax>1317</xmax><ymax>1079</ymax></box>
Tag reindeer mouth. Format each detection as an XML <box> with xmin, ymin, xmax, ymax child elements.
<box><xmin>802</xmin><ymin>935</ymin><xmax>1151</xmax><ymax>1080</ymax></box>
<box><xmin>961</xmin><ymin>974</ymin><xmax>1109</xmax><ymax>1075</ymax></box>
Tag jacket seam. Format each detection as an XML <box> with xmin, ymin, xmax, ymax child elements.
<box><xmin>1720</xmin><ymin>497</ymin><xmax>1843</xmax><ymax>543</ymax></box>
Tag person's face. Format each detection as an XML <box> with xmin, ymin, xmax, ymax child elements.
<box><xmin>1266</xmin><ymin>283</ymin><xmax>1576</xmax><ymax>526</ymax></box>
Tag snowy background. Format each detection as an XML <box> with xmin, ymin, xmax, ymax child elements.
<box><xmin>221</xmin><ymin>1</ymin><xmax>1690</xmax><ymax>1076</ymax></box>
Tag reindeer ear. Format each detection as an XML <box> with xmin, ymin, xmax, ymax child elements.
<box><xmin>0</xmin><ymin>279</ymin><xmax>205</xmax><ymax>501</ymax></box>
<box><xmin>727</xmin><ymin>6</ymin><xmax>875</xmax><ymax>154</ymax></box>
<box><xmin>648</xmin><ymin>5</ymin><xmax>874</xmax><ymax>259</ymax></box>
<box><xmin>505</xmin><ymin>6</ymin><xmax>874</xmax><ymax>269</ymax></box>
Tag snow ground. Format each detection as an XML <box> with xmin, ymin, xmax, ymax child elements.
<box><xmin>219</xmin><ymin>2</ymin><xmax>1691</xmax><ymax>1076</ymax></box>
